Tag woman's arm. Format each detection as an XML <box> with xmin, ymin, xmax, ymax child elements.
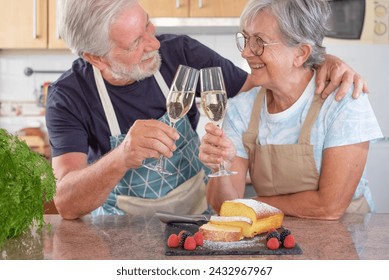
<box><xmin>257</xmin><ymin>142</ymin><xmax>369</xmax><ymax>220</ymax></box>
<box><xmin>199</xmin><ymin>123</ymin><xmax>248</xmax><ymax>213</ymax></box>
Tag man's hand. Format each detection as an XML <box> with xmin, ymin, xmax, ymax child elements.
<box><xmin>119</xmin><ymin>119</ymin><xmax>179</xmax><ymax>169</ymax></box>
<box><xmin>199</xmin><ymin>123</ymin><xmax>236</xmax><ymax>172</ymax></box>
<box><xmin>315</xmin><ymin>54</ymin><xmax>369</xmax><ymax>100</ymax></box>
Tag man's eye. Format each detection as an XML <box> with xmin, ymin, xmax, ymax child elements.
<box><xmin>128</xmin><ymin>40</ymin><xmax>139</xmax><ymax>51</ymax></box>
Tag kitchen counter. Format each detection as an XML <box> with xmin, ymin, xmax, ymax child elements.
<box><xmin>1</xmin><ymin>213</ymin><xmax>388</xmax><ymax>260</ymax></box>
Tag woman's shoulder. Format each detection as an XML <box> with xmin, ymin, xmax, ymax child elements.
<box><xmin>226</xmin><ymin>87</ymin><xmax>260</xmax><ymax>122</ymax></box>
<box><xmin>322</xmin><ymin>84</ymin><xmax>372</xmax><ymax>114</ymax></box>
<box><xmin>229</xmin><ymin>87</ymin><xmax>260</xmax><ymax>105</ymax></box>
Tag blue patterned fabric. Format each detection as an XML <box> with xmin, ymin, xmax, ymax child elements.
<box><xmin>92</xmin><ymin>113</ymin><xmax>207</xmax><ymax>215</ymax></box>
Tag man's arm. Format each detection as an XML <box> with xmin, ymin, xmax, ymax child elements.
<box><xmin>315</xmin><ymin>54</ymin><xmax>369</xmax><ymax>100</ymax></box>
<box><xmin>53</xmin><ymin>120</ymin><xmax>179</xmax><ymax>219</ymax></box>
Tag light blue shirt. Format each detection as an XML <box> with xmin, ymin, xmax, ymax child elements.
<box><xmin>224</xmin><ymin>73</ymin><xmax>383</xmax><ymax>211</ymax></box>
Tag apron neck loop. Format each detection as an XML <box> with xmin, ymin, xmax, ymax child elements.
<box><xmin>92</xmin><ymin>65</ymin><xmax>169</xmax><ymax>137</ymax></box>
<box><xmin>245</xmin><ymin>87</ymin><xmax>324</xmax><ymax>145</ymax></box>
<box><xmin>246</xmin><ymin>87</ymin><xmax>266</xmax><ymax>136</ymax></box>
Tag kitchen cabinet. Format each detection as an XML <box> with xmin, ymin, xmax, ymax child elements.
<box><xmin>48</xmin><ymin>0</ymin><xmax>67</xmax><ymax>49</ymax></box>
<box><xmin>189</xmin><ymin>0</ymin><xmax>248</xmax><ymax>17</ymax></box>
<box><xmin>0</xmin><ymin>0</ymin><xmax>67</xmax><ymax>49</ymax></box>
<box><xmin>139</xmin><ymin>0</ymin><xmax>248</xmax><ymax>18</ymax></box>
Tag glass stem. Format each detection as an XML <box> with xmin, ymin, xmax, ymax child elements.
<box><xmin>156</xmin><ymin>155</ymin><xmax>164</xmax><ymax>168</ymax></box>
<box><xmin>156</xmin><ymin>120</ymin><xmax>176</xmax><ymax>169</ymax></box>
<box><xmin>219</xmin><ymin>161</ymin><xmax>226</xmax><ymax>172</ymax></box>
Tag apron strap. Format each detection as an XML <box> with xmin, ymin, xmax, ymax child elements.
<box><xmin>298</xmin><ymin>94</ymin><xmax>325</xmax><ymax>145</ymax></box>
<box><xmin>92</xmin><ymin>65</ymin><xmax>169</xmax><ymax>136</ymax></box>
<box><xmin>245</xmin><ymin>87</ymin><xmax>266</xmax><ymax>143</ymax></box>
<box><xmin>93</xmin><ymin>65</ymin><xmax>121</xmax><ymax>136</ymax></box>
<box><xmin>243</xmin><ymin>87</ymin><xmax>324</xmax><ymax>146</ymax></box>
<box><xmin>154</xmin><ymin>70</ymin><xmax>169</xmax><ymax>98</ymax></box>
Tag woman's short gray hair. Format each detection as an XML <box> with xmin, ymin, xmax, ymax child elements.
<box><xmin>240</xmin><ymin>0</ymin><xmax>331</xmax><ymax>68</ymax></box>
<box><xmin>58</xmin><ymin>0</ymin><xmax>138</xmax><ymax>57</ymax></box>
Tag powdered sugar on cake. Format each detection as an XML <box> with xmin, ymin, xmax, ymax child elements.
<box><xmin>229</xmin><ymin>198</ymin><xmax>281</xmax><ymax>217</ymax></box>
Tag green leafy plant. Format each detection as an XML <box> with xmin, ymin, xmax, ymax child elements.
<box><xmin>0</xmin><ymin>129</ymin><xmax>56</xmax><ymax>248</ymax></box>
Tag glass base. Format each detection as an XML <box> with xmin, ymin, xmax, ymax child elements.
<box><xmin>208</xmin><ymin>170</ymin><xmax>238</xmax><ymax>178</ymax></box>
<box><xmin>143</xmin><ymin>162</ymin><xmax>173</xmax><ymax>176</ymax></box>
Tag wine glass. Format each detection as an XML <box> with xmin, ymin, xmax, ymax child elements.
<box><xmin>200</xmin><ymin>67</ymin><xmax>238</xmax><ymax>177</ymax></box>
<box><xmin>144</xmin><ymin>65</ymin><xmax>199</xmax><ymax>175</ymax></box>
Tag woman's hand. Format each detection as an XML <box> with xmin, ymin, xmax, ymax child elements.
<box><xmin>315</xmin><ymin>54</ymin><xmax>369</xmax><ymax>100</ymax></box>
<box><xmin>199</xmin><ymin>123</ymin><xmax>237</xmax><ymax>172</ymax></box>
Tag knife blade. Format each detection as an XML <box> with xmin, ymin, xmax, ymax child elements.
<box><xmin>155</xmin><ymin>211</ymin><xmax>210</xmax><ymax>224</ymax></box>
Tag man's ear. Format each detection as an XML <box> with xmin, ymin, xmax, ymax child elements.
<box><xmin>294</xmin><ymin>44</ymin><xmax>312</xmax><ymax>67</ymax></box>
<box><xmin>83</xmin><ymin>53</ymin><xmax>108</xmax><ymax>71</ymax></box>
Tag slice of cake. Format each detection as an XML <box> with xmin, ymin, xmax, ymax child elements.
<box><xmin>219</xmin><ymin>199</ymin><xmax>284</xmax><ymax>237</ymax></box>
<box><xmin>199</xmin><ymin>223</ymin><xmax>243</xmax><ymax>242</ymax></box>
<box><xmin>209</xmin><ymin>216</ymin><xmax>253</xmax><ymax>237</ymax></box>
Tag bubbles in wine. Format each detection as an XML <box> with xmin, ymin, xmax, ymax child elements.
<box><xmin>167</xmin><ymin>91</ymin><xmax>195</xmax><ymax>122</ymax></box>
<box><xmin>201</xmin><ymin>90</ymin><xmax>227</xmax><ymax>123</ymax></box>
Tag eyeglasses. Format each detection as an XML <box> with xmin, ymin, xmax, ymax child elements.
<box><xmin>236</xmin><ymin>32</ymin><xmax>280</xmax><ymax>56</ymax></box>
<box><xmin>111</xmin><ymin>20</ymin><xmax>156</xmax><ymax>56</ymax></box>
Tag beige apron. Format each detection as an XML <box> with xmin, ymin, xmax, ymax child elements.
<box><xmin>242</xmin><ymin>87</ymin><xmax>369</xmax><ymax>213</ymax></box>
<box><xmin>93</xmin><ymin>66</ymin><xmax>208</xmax><ymax>216</ymax></box>
<box><xmin>117</xmin><ymin>169</ymin><xmax>208</xmax><ymax>216</ymax></box>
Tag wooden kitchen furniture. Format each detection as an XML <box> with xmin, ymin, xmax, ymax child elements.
<box><xmin>139</xmin><ymin>0</ymin><xmax>248</xmax><ymax>18</ymax></box>
<box><xmin>0</xmin><ymin>0</ymin><xmax>67</xmax><ymax>49</ymax></box>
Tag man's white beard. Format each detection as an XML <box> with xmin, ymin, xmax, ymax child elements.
<box><xmin>109</xmin><ymin>50</ymin><xmax>161</xmax><ymax>82</ymax></box>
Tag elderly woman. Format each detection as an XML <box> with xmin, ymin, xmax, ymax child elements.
<box><xmin>199</xmin><ymin>0</ymin><xmax>383</xmax><ymax>220</ymax></box>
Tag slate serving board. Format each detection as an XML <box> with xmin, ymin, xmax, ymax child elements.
<box><xmin>164</xmin><ymin>222</ymin><xmax>303</xmax><ymax>256</ymax></box>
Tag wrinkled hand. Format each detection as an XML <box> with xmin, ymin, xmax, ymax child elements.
<box><xmin>199</xmin><ymin>123</ymin><xmax>236</xmax><ymax>171</ymax></box>
<box><xmin>119</xmin><ymin>119</ymin><xmax>179</xmax><ymax>169</ymax></box>
<box><xmin>315</xmin><ymin>54</ymin><xmax>369</xmax><ymax>101</ymax></box>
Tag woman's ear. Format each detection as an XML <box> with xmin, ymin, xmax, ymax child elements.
<box><xmin>83</xmin><ymin>53</ymin><xmax>108</xmax><ymax>71</ymax></box>
<box><xmin>294</xmin><ymin>44</ymin><xmax>312</xmax><ymax>67</ymax></box>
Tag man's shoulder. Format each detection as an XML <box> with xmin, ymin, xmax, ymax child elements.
<box><xmin>52</xmin><ymin>58</ymin><xmax>91</xmax><ymax>87</ymax></box>
<box><xmin>157</xmin><ymin>34</ymin><xmax>203</xmax><ymax>50</ymax></box>
<box><xmin>157</xmin><ymin>33</ymin><xmax>191</xmax><ymax>43</ymax></box>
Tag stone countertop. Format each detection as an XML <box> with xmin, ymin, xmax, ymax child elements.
<box><xmin>1</xmin><ymin>213</ymin><xmax>388</xmax><ymax>260</ymax></box>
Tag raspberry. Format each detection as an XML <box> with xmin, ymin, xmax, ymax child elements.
<box><xmin>280</xmin><ymin>229</ymin><xmax>291</xmax><ymax>243</ymax></box>
<box><xmin>266</xmin><ymin>237</ymin><xmax>280</xmax><ymax>250</ymax></box>
<box><xmin>178</xmin><ymin>231</ymin><xmax>192</xmax><ymax>248</ymax></box>
<box><xmin>167</xmin><ymin>234</ymin><xmax>179</xmax><ymax>248</ymax></box>
<box><xmin>283</xmin><ymin>234</ymin><xmax>295</xmax><ymax>249</ymax></box>
<box><xmin>193</xmin><ymin>231</ymin><xmax>204</xmax><ymax>246</ymax></box>
<box><xmin>184</xmin><ymin>236</ymin><xmax>197</xmax><ymax>251</ymax></box>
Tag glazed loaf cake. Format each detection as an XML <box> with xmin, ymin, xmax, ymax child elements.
<box><xmin>200</xmin><ymin>199</ymin><xmax>284</xmax><ymax>241</ymax></box>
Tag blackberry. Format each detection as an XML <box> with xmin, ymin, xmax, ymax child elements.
<box><xmin>280</xmin><ymin>229</ymin><xmax>291</xmax><ymax>243</ymax></box>
<box><xmin>178</xmin><ymin>231</ymin><xmax>192</xmax><ymax>248</ymax></box>
<box><xmin>266</xmin><ymin>230</ymin><xmax>280</xmax><ymax>242</ymax></box>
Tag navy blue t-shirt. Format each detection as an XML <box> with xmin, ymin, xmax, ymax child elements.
<box><xmin>46</xmin><ymin>34</ymin><xmax>247</xmax><ymax>162</ymax></box>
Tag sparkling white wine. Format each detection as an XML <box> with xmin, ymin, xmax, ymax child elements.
<box><xmin>166</xmin><ymin>90</ymin><xmax>195</xmax><ymax>123</ymax></box>
<box><xmin>201</xmin><ymin>90</ymin><xmax>227</xmax><ymax>124</ymax></box>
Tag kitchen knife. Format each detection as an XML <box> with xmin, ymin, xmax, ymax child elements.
<box><xmin>155</xmin><ymin>211</ymin><xmax>210</xmax><ymax>224</ymax></box>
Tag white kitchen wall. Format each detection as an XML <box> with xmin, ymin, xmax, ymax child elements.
<box><xmin>0</xmin><ymin>50</ymin><xmax>76</xmax><ymax>102</ymax></box>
